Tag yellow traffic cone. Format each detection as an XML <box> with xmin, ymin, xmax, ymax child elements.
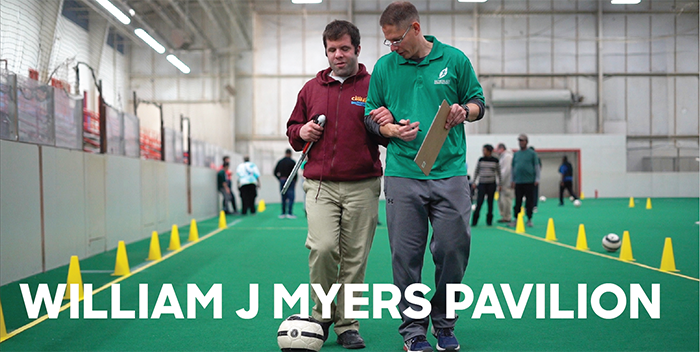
<box><xmin>580</xmin><ymin>191</ymin><xmax>585</xmax><ymax>200</ymax></box>
<box><xmin>659</xmin><ymin>237</ymin><xmax>679</xmax><ymax>272</ymax></box>
<box><xmin>113</xmin><ymin>241</ymin><xmax>131</xmax><ymax>276</ymax></box>
<box><xmin>64</xmin><ymin>255</ymin><xmax>83</xmax><ymax>299</ymax></box>
<box><xmin>219</xmin><ymin>211</ymin><xmax>227</xmax><ymax>229</ymax></box>
<box><xmin>494</xmin><ymin>191</ymin><xmax>499</xmax><ymax>201</ymax></box>
<box><xmin>515</xmin><ymin>212</ymin><xmax>526</xmax><ymax>234</ymax></box>
<box><xmin>188</xmin><ymin>219</ymin><xmax>199</xmax><ymax>242</ymax></box>
<box><xmin>519</xmin><ymin>206</ymin><xmax>524</xmax><ymax>216</ymax></box>
<box><xmin>619</xmin><ymin>230</ymin><xmax>635</xmax><ymax>262</ymax></box>
<box><xmin>628</xmin><ymin>197</ymin><xmax>635</xmax><ymax>208</ymax></box>
<box><xmin>146</xmin><ymin>231</ymin><xmax>162</xmax><ymax>261</ymax></box>
<box><xmin>168</xmin><ymin>225</ymin><xmax>181</xmax><ymax>251</ymax></box>
<box><xmin>576</xmin><ymin>224</ymin><xmax>589</xmax><ymax>250</ymax></box>
<box><xmin>646</xmin><ymin>198</ymin><xmax>652</xmax><ymax>210</ymax></box>
<box><xmin>545</xmin><ymin>218</ymin><xmax>557</xmax><ymax>241</ymax></box>
<box><xmin>1</xmin><ymin>296</ymin><xmax>8</xmax><ymax>339</ymax></box>
<box><xmin>257</xmin><ymin>199</ymin><xmax>266</xmax><ymax>213</ymax></box>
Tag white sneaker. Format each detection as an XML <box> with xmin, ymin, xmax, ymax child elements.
<box><xmin>278</xmin><ymin>214</ymin><xmax>286</xmax><ymax>219</ymax></box>
<box><xmin>286</xmin><ymin>214</ymin><xmax>297</xmax><ymax>219</ymax></box>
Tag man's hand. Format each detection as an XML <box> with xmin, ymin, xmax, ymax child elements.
<box><xmin>300</xmin><ymin>119</ymin><xmax>324</xmax><ymax>142</ymax></box>
<box><xmin>445</xmin><ymin>103</ymin><xmax>467</xmax><ymax>129</ymax></box>
<box><xmin>380</xmin><ymin>119</ymin><xmax>420</xmax><ymax>141</ymax></box>
<box><xmin>369</xmin><ymin>107</ymin><xmax>394</xmax><ymax>126</ymax></box>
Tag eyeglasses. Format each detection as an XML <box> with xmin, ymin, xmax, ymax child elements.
<box><xmin>383</xmin><ymin>25</ymin><xmax>412</xmax><ymax>47</ymax></box>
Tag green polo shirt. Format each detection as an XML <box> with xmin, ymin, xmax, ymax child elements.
<box><xmin>365</xmin><ymin>36</ymin><xmax>484</xmax><ymax>179</ymax></box>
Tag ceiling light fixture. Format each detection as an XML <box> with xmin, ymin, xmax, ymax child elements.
<box><xmin>167</xmin><ymin>54</ymin><xmax>191</xmax><ymax>74</ymax></box>
<box><xmin>135</xmin><ymin>28</ymin><xmax>165</xmax><ymax>54</ymax></box>
<box><xmin>458</xmin><ymin>0</ymin><xmax>488</xmax><ymax>2</ymax></box>
<box><xmin>611</xmin><ymin>0</ymin><xmax>641</xmax><ymax>4</ymax></box>
<box><xmin>291</xmin><ymin>0</ymin><xmax>322</xmax><ymax>4</ymax></box>
<box><xmin>94</xmin><ymin>0</ymin><xmax>131</xmax><ymax>24</ymax></box>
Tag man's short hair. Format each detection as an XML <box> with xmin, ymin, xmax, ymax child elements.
<box><xmin>243</xmin><ymin>156</ymin><xmax>250</xmax><ymax>162</ymax></box>
<box><xmin>223</xmin><ymin>155</ymin><xmax>230</xmax><ymax>162</ymax></box>
<box><xmin>380</xmin><ymin>1</ymin><xmax>420</xmax><ymax>28</ymax></box>
<box><xmin>484</xmin><ymin>144</ymin><xmax>493</xmax><ymax>152</ymax></box>
<box><xmin>285</xmin><ymin>148</ymin><xmax>292</xmax><ymax>155</ymax></box>
<box><xmin>223</xmin><ymin>161</ymin><xmax>229</xmax><ymax>168</ymax></box>
<box><xmin>323</xmin><ymin>20</ymin><xmax>361</xmax><ymax>54</ymax></box>
<box><xmin>497</xmin><ymin>143</ymin><xmax>506</xmax><ymax>150</ymax></box>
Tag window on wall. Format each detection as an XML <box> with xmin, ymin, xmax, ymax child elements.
<box><xmin>62</xmin><ymin>0</ymin><xmax>89</xmax><ymax>31</ymax></box>
<box><xmin>107</xmin><ymin>28</ymin><xmax>126</xmax><ymax>55</ymax></box>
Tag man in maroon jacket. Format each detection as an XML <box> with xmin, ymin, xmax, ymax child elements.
<box><xmin>286</xmin><ymin>20</ymin><xmax>386</xmax><ymax>350</ymax></box>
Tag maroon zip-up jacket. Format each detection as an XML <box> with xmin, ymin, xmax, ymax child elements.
<box><xmin>286</xmin><ymin>64</ymin><xmax>386</xmax><ymax>182</ymax></box>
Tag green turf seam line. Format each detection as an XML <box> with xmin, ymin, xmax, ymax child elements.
<box><xmin>0</xmin><ymin>219</ymin><xmax>243</xmax><ymax>344</ymax></box>
<box><xmin>496</xmin><ymin>226</ymin><xmax>700</xmax><ymax>282</ymax></box>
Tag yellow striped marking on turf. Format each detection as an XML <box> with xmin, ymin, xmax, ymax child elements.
<box><xmin>0</xmin><ymin>219</ymin><xmax>243</xmax><ymax>343</ymax></box>
<box><xmin>497</xmin><ymin>226</ymin><xmax>699</xmax><ymax>282</ymax></box>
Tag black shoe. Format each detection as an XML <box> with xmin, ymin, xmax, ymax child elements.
<box><xmin>337</xmin><ymin>330</ymin><xmax>365</xmax><ymax>349</ymax></box>
<box><xmin>319</xmin><ymin>321</ymin><xmax>332</xmax><ymax>342</ymax></box>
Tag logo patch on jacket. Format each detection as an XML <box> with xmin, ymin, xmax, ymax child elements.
<box><xmin>351</xmin><ymin>96</ymin><xmax>367</xmax><ymax>107</ymax></box>
<box><xmin>435</xmin><ymin>67</ymin><xmax>450</xmax><ymax>85</ymax></box>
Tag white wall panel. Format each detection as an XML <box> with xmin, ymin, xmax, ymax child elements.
<box><xmin>42</xmin><ymin>147</ymin><xmax>87</xmax><ymax>271</ymax></box>
<box><xmin>529</xmin><ymin>15</ymin><xmax>552</xmax><ymax>74</ymax></box>
<box><xmin>479</xmin><ymin>17</ymin><xmax>502</xmax><ymax>74</ymax></box>
<box><xmin>154</xmin><ymin>78</ymin><xmax>178</xmax><ymax>101</ymax></box>
<box><xmin>255</xmin><ymin>14</ymin><xmax>280</xmax><ymax>75</ymax></box>
<box><xmin>191</xmin><ymin>166</ymin><xmax>218</xmax><ymax>219</ymax></box>
<box><xmin>626</xmin><ymin>77</ymin><xmax>651</xmax><ymax>135</ymax></box>
<box><xmin>650</xmin><ymin>14</ymin><xmax>674</xmax><ymax>73</ymax></box>
<box><xmin>650</xmin><ymin>77</ymin><xmax>671</xmax><ymax>136</ymax></box>
<box><xmin>83</xmin><ymin>153</ymin><xmax>107</xmax><ymax>256</ymax></box>
<box><xmin>676</xmin><ymin>14</ymin><xmax>699</xmax><ymax>73</ymax></box>
<box><xmin>166</xmin><ymin>163</ymin><xmax>188</xmax><ymax>227</ymax></box>
<box><xmin>280</xmin><ymin>78</ymin><xmax>306</xmax><ymax>133</ymax></box>
<box><xmin>503</xmin><ymin>17</ymin><xmax>527</xmax><ymax>73</ymax></box>
<box><xmin>0</xmin><ymin>141</ymin><xmax>42</xmax><ymax>285</ymax></box>
<box><xmin>577</xmin><ymin>15</ymin><xmax>597</xmax><ymax>73</ymax></box>
<box><xmin>427</xmin><ymin>15</ymin><xmax>454</xmax><ymax>47</ymax></box>
<box><xmin>355</xmin><ymin>14</ymin><xmax>381</xmax><ymax>74</ymax></box>
<box><xmin>603</xmin><ymin>15</ymin><xmax>626</xmax><ymax>72</ymax></box>
<box><xmin>626</xmin><ymin>15</ymin><xmax>650</xmax><ymax>73</ymax></box>
<box><xmin>553</xmin><ymin>15</ymin><xmax>577</xmax><ymax>73</ymax></box>
<box><xmin>454</xmin><ymin>13</ymin><xmax>475</xmax><ymax>60</ymax></box>
<box><xmin>603</xmin><ymin>77</ymin><xmax>625</xmax><ymax>121</ymax></box>
<box><xmin>675</xmin><ymin>77</ymin><xmax>699</xmax><ymax>135</ymax></box>
<box><xmin>236</xmin><ymin>76</ymin><xmax>254</xmax><ymax>139</ymax></box>
<box><xmin>255</xmin><ymin>77</ymin><xmax>281</xmax><ymax>136</ymax></box>
<box><xmin>280</xmin><ymin>15</ymin><xmax>303</xmax><ymax>75</ymax></box>
<box><xmin>105</xmin><ymin>155</ymin><xmax>143</xmax><ymax>248</ymax></box>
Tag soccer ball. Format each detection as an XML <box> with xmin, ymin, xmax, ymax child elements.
<box><xmin>573</xmin><ymin>199</ymin><xmax>581</xmax><ymax>207</ymax></box>
<box><xmin>569</xmin><ymin>196</ymin><xmax>575</xmax><ymax>201</ymax></box>
<box><xmin>602</xmin><ymin>233</ymin><xmax>622</xmax><ymax>252</ymax></box>
<box><xmin>277</xmin><ymin>315</ymin><xmax>324</xmax><ymax>352</ymax></box>
<box><xmin>539</xmin><ymin>195</ymin><xmax>547</xmax><ymax>202</ymax></box>
<box><xmin>471</xmin><ymin>204</ymin><xmax>476</xmax><ymax>211</ymax></box>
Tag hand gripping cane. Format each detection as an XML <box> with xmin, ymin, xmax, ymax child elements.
<box><xmin>281</xmin><ymin>115</ymin><xmax>326</xmax><ymax>195</ymax></box>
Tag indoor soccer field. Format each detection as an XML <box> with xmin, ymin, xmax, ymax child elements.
<box><xmin>0</xmin><ymin>198</ymin><xmax>698</xmax><ymax>351</ymax></box>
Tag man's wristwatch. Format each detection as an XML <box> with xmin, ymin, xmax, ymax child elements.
<box><xmin>460</xmin><ymin>103</ymin><xmax>470</xmax><ymax>122</ymax></box>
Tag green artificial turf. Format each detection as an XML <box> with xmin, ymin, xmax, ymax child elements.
<box><xmin>1</xmin><ymin>198</ymin><xmax>697</xmax><ymax>351</ymax></box>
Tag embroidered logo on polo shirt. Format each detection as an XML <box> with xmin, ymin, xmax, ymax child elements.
<box><xmin>351</xmin><ymin>95</ymin><xmax>366</xmax><ymax>107</ymax></box>
<box><xmin>434</xmin><ymin>67</ymin><xmax>450</xmax><ymax>85</ymax></box>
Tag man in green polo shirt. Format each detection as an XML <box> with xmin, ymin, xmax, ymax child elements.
<box><xmin>364</xmin><ymin>2</ymin><xmax>484</xmax><ymax>352</ymax></box>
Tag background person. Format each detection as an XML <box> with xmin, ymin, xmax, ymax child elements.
<box><xmin>275</xmin><ymin>148</ymin><xmax>297</xmax><ymax>219</ymax></box>
<box><xmin>509</xmin><ymin>134</ymin><xmax>539</xmax><ymax>228</ymax></box>
<box><xmin>471</xmin><ymin>144</ymin><xmax>500</xmax><ymax>226</ymax></box>
<box><xmin>495</xmin><ymin>143</ymin><xmax>513</xmax><ymax>223</ymax></box>
<box><xmin>559</xmin><ymin>155</ymin><xmax>579</xmax><ymax>205</ymax></box>
<box><xmin>217</xmin><ymin>162</ymin><xmax>233</xmax><ymax>214</ymax></box>
<box><xmin>236</xmin><ymin>156</ymin><xmax>260</xmax><ymax>215</ymax></box>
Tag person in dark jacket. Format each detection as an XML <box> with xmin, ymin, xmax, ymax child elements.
<box><xmin>472</xmin><ymin>144</ymin><xmax>501</xmax><ymax>226</ymax></box>
<box><xmin>559</xmin><ymin>155</ymin><xmax>578</xmax><ymax>205</ymax></box>
<box><xmin>274</xmin><ymin>148</ymin><xmax>297</xmax><ymax>218</ymax></box>
<box><xmin>285</xmin><ymin>20</ymin><xmax>386</xmax><ymax>350</ymax></box>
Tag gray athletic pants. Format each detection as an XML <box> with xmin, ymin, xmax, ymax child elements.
<box><xmin>384</xmin><ymin>176</ymin><xmax>472</xmax><ymax>341</ymax></box>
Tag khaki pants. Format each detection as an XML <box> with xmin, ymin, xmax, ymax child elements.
<box><xmin>304</xmin><ymin>177</ymin><xmax>380</xmax><ymax>334</ymax></box>
<box><xmin>498</xmin><ymin>186</ymin><xmax>514</xmax><ymax>221</ymax></box>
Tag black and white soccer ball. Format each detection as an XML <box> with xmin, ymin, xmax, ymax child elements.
<box><xmin>277</xmin><ymin>315</ymin><xmax>324</xmax><ymax>352</ymax></box>
<box><xmin>602</xmin><ymin>233</ymin><xmax>622</xmax><ymax>252</ymax></box>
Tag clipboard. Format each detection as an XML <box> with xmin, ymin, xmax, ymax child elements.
<box><xmin>414</xmin><ymin>99</ymin><xmax>451</xmax><ymax>176</ymax></box>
